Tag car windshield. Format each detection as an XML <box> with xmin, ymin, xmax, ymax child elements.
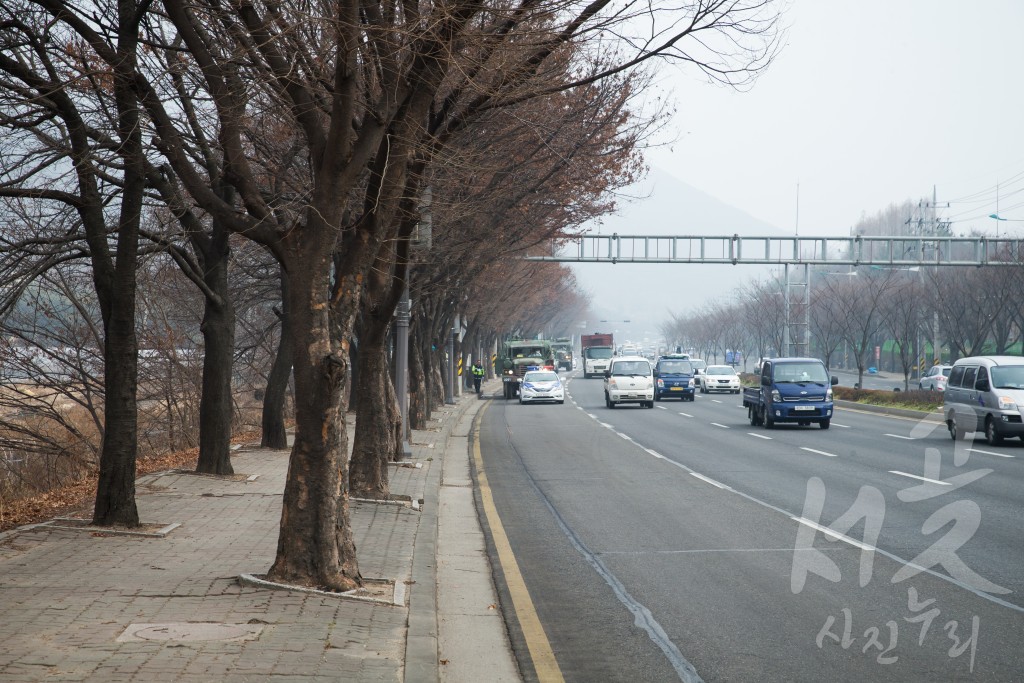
<box><xmin>990</xmin><ymin>365</ymin><xmax>1024</xmax><ymax>389</ymax></box>
<box><xmin>774</xmin><ymin>363</ymin><xmax>829</xmax><ymax>383</ymax></box>
<box><xmin>512</xmin><ymin>346</ymin><xmax>546</xmax><ymax>358</ymax></box>
<box><xmin>612</xmin><ymin>361</ymin><xmax>650</xmax><ymax>376</ymax></box>
<box><xmin>706</xmin><ymin>366</ymin><xmax>734</xmax><ymax>376</ymax></box>
<box><xmin>657</xmin><ymin>360</ymin><xmax>692</xmax><ymax>374</ymax></box>
<box><xmin>524</xmin><ymin>372</ymin><xmax>558</xmax><ymax>383</ymax></box>
<box><xmin>585</xmin><ymin>347</ymin><xmax>613</xmax><ymax>359</ymax></box>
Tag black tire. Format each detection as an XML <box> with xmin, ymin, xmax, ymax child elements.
<box><xmin>948</xmin><ymin>416</ymin><xmax>964</xmax><ymax>440</ymax></box>
<box><xmin>820</xmin><ymin>419</ymin><xmax>830</xmax><ymax>430</ymax></box>
<box><xmin>748</xmin><ymin>406</ymin><xmax>759</xmax><ymax>426</ymax></box>
<box><xmin>655</xmin><ymin>393</ymin><xmax>661</xmax><ymax>402</ymax></box>
<box><xmin>557</xmin><ymin>400</ymin><xmax>564</xmax><ymax>405</ymax></box>
<box><xmin>646</xmin><ymin>401</ymin><xmax>654</xmax><ymax>409</ymax></box>
<box><xmin>763</xmin><ymin>407</ymin><xmax>775</xmax><ymax>429</ymax></box>
<box><xmin>985</xmin><ymin>417</ymin><xmax>1003</xmax><ymax>446</ymax></box>
<box><xmin>606</xmin><ymin>394</ymin><xmax>615</xmax><ymax>409</ymax></box>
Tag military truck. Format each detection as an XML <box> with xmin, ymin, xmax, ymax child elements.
<box><xmin>497</xmin><ymin>339</ymin><xmax>554</xmax><ymax>399</ymax></box>
<box><xmin>550</xmin><ymin>338</ymin><xmax>574</xmax><ymax>371</ymax></box>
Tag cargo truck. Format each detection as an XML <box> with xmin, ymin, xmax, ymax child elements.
<box><xmin>581</xmin><ymin>332</ymin><xmax>614</xmax><ymax>379</ymax></box>
<box><xmin>742</xmin><ymin>357</ymin><xmax>838</xmax><ymax>429</ymax></box>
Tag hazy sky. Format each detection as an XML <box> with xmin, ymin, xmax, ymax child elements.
<box><xmin>646</xmin><ymin>0</ymin><xmax>1024</xmax><ymax>237</ymax></box>
<box><xmin>571</xmin><ymin>1</ymin><xmax>1023</xmax><ymax>339</ymax></box>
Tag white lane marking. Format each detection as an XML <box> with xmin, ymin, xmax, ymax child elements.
<box><xmin>747</xmin><ymin>432</ymin><xmax>772</xmax><ymax>440</ymax></box>
<box><xmin>656</xmin><ymin>405</ymin><xmax>667</xmax><ymax>410</ymax></box>
<box><xmin>792</xmin><ymin>517</ymin><xmax>876</xmax><ymax>551</ymax></box>
<box><xmin>678</xmin><ymin>412</ymin><xmax>693</xmax><ymax>418</ymax></box>
<box><xmin>831</xmin><ymin>423</ymin><xmax>851</xmax><ymax>428</ymax></box>
<box><xmin>645</xmin><ymin>448</ymin><xmax>666</xmax><ymax>460</ymax></box>
<box><xmin>598</xmin><ymin>422</ymin><xmax>614</xmax><ymax>429</ymax></box>
<box><xmin>710</xmin><ymin>423</ymin><xmax>730</xmax><ymax>429</ymax></box>
<box><xmin>690</xmin><ymin>473</ymin><xmax>729</xmax><ymax>489</ymax></box>
<box><xmin>711</xmin><ymin>399</ymin><xmax>723</xmax><ymax>404</ymax></box>
<box><xmin>889</xmin><ymin>470</ymin><xmax>951</xmax><ymax>486</ymax></box>
<box><xmin>617</xmin><ymin>432</ymin><xmax>633</xmax><ymax>441</ymax></box>
<box><xmin>586</xmin><ymin>413</ymin><xmax>598</xmax><ymax>420</ymax></box>
<box><xmin>967</xmin><ymin>448</ymin><xmax>1015</xmax><ymax>459</ymax></box>
<box><xmin>800</xmin><ymin>447</ymin><xmax>837</xmax><ymax>458</ymax></box>
<box><xmin>885</xmin><ymin>433</ymin><xmax>916</xmax><ymax>440</ymax></box>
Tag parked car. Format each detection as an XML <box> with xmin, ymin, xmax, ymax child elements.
<box><xmin>653</xmin><ymin>355</ymin><xmax>695</xmax><ymax>401</ymax></box>
<box><xmin>519</xmin><ymin>370</ymin><xmax>564</xmax><ymax>405</ymax></box>
<box><xmin>919</xmin><ymin>364</ymin><xmax>952</xmax><ymax>391</ymax></box>
<box><xmin>604</xmin><ymin>355</ymin><xmax>654</xmax><ymax>408</ymax></box>
<box><xmin>944</xmin><ymin>356</ymin><xmax>1024</xmax><ymax>444</ymax></box>
<box><xmin>699</xmin><ymin>365</ymin><xmax>741</xmax><ymax>394</ymax></box>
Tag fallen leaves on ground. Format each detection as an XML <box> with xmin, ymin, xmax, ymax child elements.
<box><xmin>0</xmin><ymin>430</ymin><xmax>261</xmax><ymax>532</ymax></box>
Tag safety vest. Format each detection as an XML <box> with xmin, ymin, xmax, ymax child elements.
<box><xmin>472</xmin><ymin>365</ymin><xmax>485</xmax><ymax>377</ymax></box>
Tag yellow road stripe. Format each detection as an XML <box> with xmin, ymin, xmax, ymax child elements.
<box><xmin>473</xmin><ymin>403</ymin><xmax>565</xmax><ymax>683</ymax></box>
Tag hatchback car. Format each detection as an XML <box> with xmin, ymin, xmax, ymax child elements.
<box><xmin>699</xmin><ymin>365</ymin><xmax>741</xmax><ymax>393</ymax></box>
<box><xmin>519</xmin><ymin>370</ymin><xmax>564</xmax><ymax>404</ymax></box>
<box><xmin>919</xmin><ymin>365</ymin><xmax>952</xmax><ymax>391</ymax></box>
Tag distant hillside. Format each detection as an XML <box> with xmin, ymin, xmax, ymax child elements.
<box><xmin>572</xmin><ymin>166</ymin><xmax>787</xmax><ymax>334</ymax></box>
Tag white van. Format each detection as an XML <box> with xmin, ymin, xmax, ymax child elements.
<box><xmin>944</xmin><ymin>355</ymin><xmax>1024</xmax><ymax>444</ymax></box>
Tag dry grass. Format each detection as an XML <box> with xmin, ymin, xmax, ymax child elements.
<box><xmin>0</xmin><ymin>429</ymin><xmax>261</xmax><ymax>532</ymax></box>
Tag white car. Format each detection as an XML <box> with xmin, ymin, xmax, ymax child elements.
<box><xmin>699</xmin><ymin>364</ymin><xmax>741</xmax><ymax>394</ymax></box>
<box><xmin>919</xmin><ymin>365</ymin><xmax>952</xmax><ymax>391</ymax></box>
<box><xmin>519</xmin><ymin>370</ymin><xmax>564</xmax><ymax>404</ymax></box>
<box><xmin>603</xmin><ymin>356</ymin><xmax>654</xmax><ymax>408</ymax></box>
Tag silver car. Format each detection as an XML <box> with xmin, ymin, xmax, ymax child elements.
<box><xmin>919</xmin><ymin>365</ymin><xmax>952</xmax><ymax>391</ymax></box>
<box><xmin>944</xmin><ymin>356</ymin><xmax>1024</xmax><ymax>444</ymax></box>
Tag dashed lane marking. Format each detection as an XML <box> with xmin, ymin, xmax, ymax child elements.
<box><xmin>889</xmin><ymin>470</ymin><xmax>951</xmax><ymax>486</ymax></box>
<box><xmin>747</xmin><ymin>433</ymin><xmax>772</xmax><ymax>440</ymax></box>
<box><xmin>710</xmin><ymin>423</ymin><xmax>730</xmax><ymax>429</ymax></box>
<box><xmin>967</xmin><ymin>448</ymin><xmax>1015</xmax><ymax>459</ymax></box>
<box><xmin>690</xmin><ymin>473</ymin><xmax>729</xmax><ymax>489</ymax></box>
<box><xmin>800</xmin><ymin>447</ymin><xmax>837</xmax><ymax>458</ymax></box>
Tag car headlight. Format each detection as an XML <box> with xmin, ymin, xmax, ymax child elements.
<box><xmin>998</xmin><ymin>396</ymin><xmax>1017</xmax><ymax>410</ymax></box>
<box><xmin>771</xmin><ymin>389</ymin><xmax>781</xmax><ymax>402</ymax></box>
<box><xmin>687</xmin><ymin>379</ymin><xmax>694</xmax><ymax>388</ymax></box>
<box><xmin>608</xmin><ymin>379</ymin><xmax>618</xmax><ymax>388</ymax></box>
<box><xmin>657</xmin><ymin>379</ymin><xmax>664</xmax><ymax>388</ymax></box>
<box><xmin>826</xmin><ymin>389</ymin><xmax>833</xmax><ymax>402</ymax></box>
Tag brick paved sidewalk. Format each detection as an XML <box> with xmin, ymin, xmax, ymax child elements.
<box><xmin>0</xmin><ymin>397</ymin><xmax>475</xmax><ymax>683</ymax></box>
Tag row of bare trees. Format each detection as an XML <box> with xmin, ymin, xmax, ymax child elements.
<box><xmin>662</xmin><ymin>263</ymin><xmax>1024</xmax><ymax>390</ymax></box>
<box><xmin>0</xmin><ymin>0</ymin><xmax>782</xmax><ymax>589</ymax></box>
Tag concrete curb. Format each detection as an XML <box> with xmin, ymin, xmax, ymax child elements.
<box><xmin>405</xmin><ymin>392</ymin><xmax>479</xmax><ymax>683</ymax></box>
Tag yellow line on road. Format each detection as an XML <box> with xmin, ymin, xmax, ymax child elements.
<box><xmin>473</xmin><ymin>403</ymin><xmax>565</xmax><ymax>683</ymax></box>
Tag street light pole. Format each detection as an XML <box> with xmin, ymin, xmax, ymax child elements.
<box><xmin>395</xmin><ymin>283</ymin><xmax>412</xmax><ymax>457</ymax></box>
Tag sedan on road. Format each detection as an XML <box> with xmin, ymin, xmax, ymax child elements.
<box><xmin>519</xmin><ymin>370</ymin><xmax>565</xmax><ymax>404</ymax></box>
<box><xmin>699</xmin><ymin>364</ymin><xmax>741</xmax><ymax>393</ymax></box>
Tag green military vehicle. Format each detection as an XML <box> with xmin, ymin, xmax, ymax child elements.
<box><xmin>497</xmin><ymin>339</ymin><xmax>554</xmax><ymax>399</ymax></box>
<box><xmin>550</xmin><ymin>338</ymin><xmax>574</xmax><ymax>372</ymax></box>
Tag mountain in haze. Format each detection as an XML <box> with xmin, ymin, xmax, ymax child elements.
<box><xmin>570</xmin><ymin>165</ymin><xmax>787</xmax><ymax>342</ymax></box>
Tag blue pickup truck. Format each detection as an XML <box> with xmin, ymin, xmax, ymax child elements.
<box><xmin>743</xmin><ymin>357</ymin><xmax>838</xmax><ymax>429</ymax></box>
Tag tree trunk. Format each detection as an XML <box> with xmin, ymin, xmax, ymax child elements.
<box><xmin>349</xmin><ymin>324</ymin><xmax>397</xmax><ymax>499</ymax></box>
<box><xmin>267</xmin><ymin>244</ymin><xmax>359</xmax><ymax>592</ymax></box>
<box><xmin>262</xmin><ymin>271</ymin><xmax>293</xmax><ymax>449</ymax></box>
<box><xmin>92</xmin><ymin>5</ymin><xmax>144</xmax><ymax>527</ymax></box>
<box><xmin>409</xmin><ymin>321</ymin><xmax>427</xmax><ymax>430</ymax></box>
<box><xmin>195</xmin><ymin>231</ymin><xmax>235</xmax><ymax>475</ymax></box>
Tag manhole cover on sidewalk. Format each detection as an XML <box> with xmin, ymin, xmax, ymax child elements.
<box><xmin>116</xmin><ymin>623</ymin><xmax>264</xmax><ymax>643</ymax></box>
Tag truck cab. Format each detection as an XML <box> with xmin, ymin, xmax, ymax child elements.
<box><xmin>498</xmin><ymin>340</ymin><xmax>554</xmax><ymax>399</ymax></box>
<box><xmin>653</xmin><ymin>354</ymin><xmax>696</xmax><ymax>401</ymax></box>
<box><xmin>742</xmin><ymin>358</ymin><xmax>838</xmax><ymax>429</ymax></box>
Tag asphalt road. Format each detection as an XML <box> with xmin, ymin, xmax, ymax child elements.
<box><xmin>475</xmin><ymin>370</ymin><xmax>1024</xmax><ymax>682</ymax></box>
